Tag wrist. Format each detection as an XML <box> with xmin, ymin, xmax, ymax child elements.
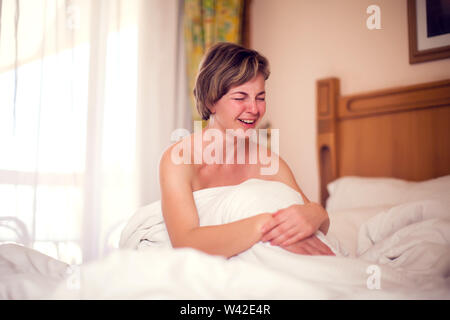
<box><xmin>314</xmin><ymin>203</ymin><xmax>329</xmax><ymax>234</ymax></box>
<box><xmin>255</xmin><ymin>213</ymin><xmax>272</xmax><ymax>235</ymax></box>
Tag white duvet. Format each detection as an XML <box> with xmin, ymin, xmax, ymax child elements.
<box><xmin>1</xmin><ymin>179</ymin><xmax>449</xmax><ymax>299</ymax></box>
<box><xmin>119</xmin><ymin>178</ymin><xmax>337</xmax><ymax>255</ymax></box>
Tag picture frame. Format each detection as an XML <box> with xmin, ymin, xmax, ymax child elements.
<box><xmin>407</xmin><ymin>0</ymin><xmax>450</xmax><ymax>64</ymax></box>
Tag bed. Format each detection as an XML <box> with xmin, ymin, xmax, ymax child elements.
<box><xmin>317</xmin><ymin>77</ymin><xmax>450</xmax><ymax>207</ymax></box>
<box><xmin>317</xmin><ymin>77</ymin><xmax>450</xmax><ymax>259</ymax></box>
<box><xmin>1</xmin><ymin>77</ymin><xmax>449</xmax><ymax>300</ymax></box>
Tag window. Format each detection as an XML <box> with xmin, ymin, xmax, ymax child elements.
<box><xmin>0</xmin><ymin>44</ymin><xmax>90</xmax><ymax>265</ymax></box>
<box><xmin>0</xmin><ymin>0</ymin><xmax>140</xmax><ymax>265</ymax></box>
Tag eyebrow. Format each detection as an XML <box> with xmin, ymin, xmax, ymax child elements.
<box><xmin>230</xmin><ymin>91</ymin><xmax>266</xmax><ymax>96</ymax></box>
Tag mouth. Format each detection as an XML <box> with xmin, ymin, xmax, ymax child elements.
<box><xmin>237</xmin><ymin>118</ymin><xmax>257</xmax><ymax>128</ymax></box>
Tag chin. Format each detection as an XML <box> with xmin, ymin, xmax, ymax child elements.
<box><xmin>225</xmin><ymin>123</ymin><xmax>258</xmax><ymax>140</ymax></box>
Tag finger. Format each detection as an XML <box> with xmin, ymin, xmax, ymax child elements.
<box><xmin>302</xmin><ymin>236</ymin><xmax>334</xmax><ymax>256</ymax></box>
<box><xmin>261</xmin><ymin>214</ymin><xmax>285</xmax><ymax>233</ymax></box>
<box><xmin>308</xmin><ymin>236</ymin><xmax>327</xmax><ymax>254</ymax></box>
<box><xmin>270</xmin><ymin>227</ymin><xmax>297</xmax><ymax>246</ymax></box>
<box><xmin>291</xmin><ymin>242</ymin><xmax>314</xmax><ymax>255</ymax></box>
<box><xmin>301</xmin><ymin>244</ymin><xmax>314</xmax><ymax>255</ymax></box>
<box><xmin>271</xmin><ymin>206</ymin><xmax>293</xmax><ymax>219</ymax></box>
<box><xmin>272</xmin><ymin>227</ymin><xmax>305</xmax><ymax>246</ymax></box>
<box><xmin>261</xmin><ymin>227</ymin><xmax>278</xmax><ymax>242</ymax></box>
<box><xmin>310</xmin><ymin>236</ymin><xmax>335</xmax><ymax>256</ymax></box>
<box><xmin>261</xmin><ymin>222</ymin><xmax>292</xmax><ymax>242</ymax></box>
<box><xmin>292</xmin><ymin>247</ymin><xmax>310</xmax><ymax>255</ymax></box>
<box><xmin>279</xmin><ymin>229</ymin><xmax>311</xmax><ymax>246</ymax></box>
<box><xmin>281</xmin><ymin>243</ymin><xmax>310</xmax><ymax>255</ymax></box>
<box><xmin>261</xmin><ymin>224</ymin><xmax>286</xmax><ymax>242</ymax></box>
<box><xmin>300</xmin><ymin>241</ymin><xmax>324</xmax><ymax>255</ymax></box>
<box><xmin>282</xmin><ymin>233</ymin><xmax>315</xmax><ymax>246</ymax></box>
<box><xmin>270</xmin><ymin>233</ymin><xmax>288</xmax><ymax>246</ymax></box>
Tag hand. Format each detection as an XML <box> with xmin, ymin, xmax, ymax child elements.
<box><xmin>255</xmin><ymin>213</ymin><xmax>274</xmax><ymax>235</ymax></box>
<box><xmin>281</xmin><ymin>235</ymin><xmax>335</xmax><ymax>256</ymax></box>
<box><xmin>260</xmin><ymin>202</ymin><xmax>328</xmax><ymax>246</ymax></box>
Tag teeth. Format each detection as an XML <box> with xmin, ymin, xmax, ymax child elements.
<box><xmin>240</xmin><ymin>119</ymin><xmax>255</xmax><ymax>124</ymax></box>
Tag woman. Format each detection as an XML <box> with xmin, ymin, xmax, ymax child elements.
<box><xmin>159</xmin><ymin>42</ymin><xmax>334</xmax><ymax>258</ymax></box>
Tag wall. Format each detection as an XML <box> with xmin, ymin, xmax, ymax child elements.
<box><xmin>250</xmin><ymin>0</ymin><xmax>450</xmax><ymax>202</ymax></box>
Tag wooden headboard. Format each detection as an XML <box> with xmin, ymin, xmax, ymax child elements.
<box><xmin>317</xmin><ymin>78</ymin><xmax>450</xmax><ymax>206</ymax></box>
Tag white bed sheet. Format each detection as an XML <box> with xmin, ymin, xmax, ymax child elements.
<box><xmin>0</xmin><ymin>244</ymin><xmax>69</xmax><ymax>299</ymax></box>
<box><xmin>1</xmin><ymin>178</ymin><xmax>449</xmax><ymax>299</ymax></box>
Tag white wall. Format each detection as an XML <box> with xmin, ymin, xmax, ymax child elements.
<box><xmin>251</xmin><ymin>0</ymin><xmax>450</xmax><ymax>202</ymax></box>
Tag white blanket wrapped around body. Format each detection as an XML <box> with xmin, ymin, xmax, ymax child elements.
<box><xmin>119</xmin><ymin>178</ymin><xmax>339</xmax><ymax>258</ymax></box>
<box><xmin>4</xmin><ymin>179</ymin><xmax>450</xmax><ymax>299</ymax></box>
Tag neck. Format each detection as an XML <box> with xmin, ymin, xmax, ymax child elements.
<box><xmin>200</xmin><ymin>121</ymin><xmax>256</xmax><ymax>165</ymax></box>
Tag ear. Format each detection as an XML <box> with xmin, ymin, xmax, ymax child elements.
<box><xmin>208</xmin><ymin>104</ymin><xmax>216</xmax><ymax>115</ymax></box>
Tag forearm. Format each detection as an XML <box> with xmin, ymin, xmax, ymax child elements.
<box><xmin>305</xmin><ymin>202</ymin><xmax>330</xmax><ymax>235</ymax></box>
<box><xmin>172</xmin><ymin>214</ymin><xmax>271</xmax><ymax>258</ymax></box>
<box><xmin>319</xmin><ymin>216</ymin><xmax>330</xmax><ymax>234</ymax></box>
<box><xmin>315</xmin><ymin>202</ymin><xmax>330</xmax><ymax>235</ymax></box>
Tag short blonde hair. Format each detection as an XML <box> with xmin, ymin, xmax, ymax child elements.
<box><xmin>193</xmin><ymin>42</ymin><xmax>270</xmax><ymax>120</ymax></box>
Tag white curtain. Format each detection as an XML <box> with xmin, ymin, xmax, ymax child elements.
<box><xmin>0</xmin><ymin>0</ymin><xmax>191</xmax><ymax>264</ymax></box>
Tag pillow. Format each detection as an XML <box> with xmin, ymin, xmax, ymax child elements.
<box><xmin>404</xmin><ymin>175</ymin><xmax>450</xmax><ymax>209</ymax></box>
<box><xmin>325</xmin><ymin>175</ymin><xmax>450</xmax><ymax>213</ymax></box>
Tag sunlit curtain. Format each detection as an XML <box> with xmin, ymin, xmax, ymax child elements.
<box><xmin>184</xmin><ymin>0</ymin><xmax>244</xmax><ymax>121</ymax></box>
<box><xmin>0</xmin><ymin>0</ymin><xmax>189</xmax><ymax>264</ymax></box>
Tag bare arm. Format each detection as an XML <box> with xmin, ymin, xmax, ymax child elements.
<box><xmin>267</xmin><ymin>156</ymin><xmax>330</xmax><ymax>236</ymax></box>
<box><xmin>159</xmin><ymin>146</ymin><xmax>271</xmax><ymax>259</ymax></box>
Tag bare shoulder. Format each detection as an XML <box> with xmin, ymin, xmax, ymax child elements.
<box><xmin>159</xmin><ymin>136</ymin><xmax>195</xmax><ymax>189</ymax></box>
<box><xmin>271</xmin><ymin>154</ymin><xmax>295</xmax><ymax>187</ymax></box>
<box><xmin>268</xmin><ymin>153</ymin><xmax>309</xmax><ymax>203</ymax></box>
<box><xmin>159</xmin><ymin>137</ymin><xmax>202</xmax><ymax>240</ymax></box>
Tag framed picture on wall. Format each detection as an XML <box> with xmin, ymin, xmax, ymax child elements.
<box><xmin>407</xmin><ymin>0</ymin><xmax>450</xmax><ymax>64</ymax></box>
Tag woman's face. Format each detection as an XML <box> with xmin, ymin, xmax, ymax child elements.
<box><xmin>209</xmin><ymin>73</ymin><xmax>266</xmax><ymax>132</ymax></box>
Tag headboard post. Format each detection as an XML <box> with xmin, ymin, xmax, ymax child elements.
<box><xmin>317</xmin><ymin>78</ymin><xmax>339</xmax><ymax>207</ymax></box>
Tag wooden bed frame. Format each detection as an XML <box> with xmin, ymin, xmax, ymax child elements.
<box><xmin>317</xmin><ymin>77</ymin><xmax>450</xmax><ymax>206</ymax></box>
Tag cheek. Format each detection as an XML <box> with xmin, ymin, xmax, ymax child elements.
<box><xmin>215</xmin><ymin>101</ymin><xmax>239</xmax><ymax>118</ymax></box>
<box><xmin>228</xmin><ymin>101</ymin><xmax>246</xmax><ymax>116</ymax></box>
<box><xmin>259</xmin><ymin>102</ymin><xmax>266</xmax><ymax>116</ymax></box>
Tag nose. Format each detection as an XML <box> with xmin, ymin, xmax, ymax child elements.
<box><xmin>247</xmin><ymin>99</ymin><xmax>258</xmax><ymax>114</ymax></box>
